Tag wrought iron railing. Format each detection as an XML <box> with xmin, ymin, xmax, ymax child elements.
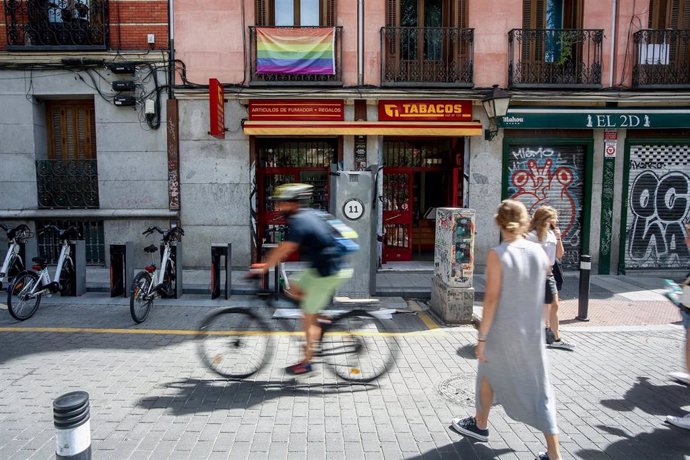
<box><xmin>508</xmin><ymin>29</ymin><xmax>603</xmax><ymax>88</ymax></box>
<box><xmin>4</xmin><ymin>0</ymin><xmax>109</xmax><ymax>50</ymax></box>
<box><xmin>37</xmin><ymin>220</ymin><xmax>104</xmax><ymax>264</ymax></box>
<box><xmin>633</xmin><ymin>29</ymin><xmax>690</xmax><ymax>88</ymax></box>
<box><xmin>381</xmin><ymin>27</ymin><xmax>474</xmax><ymax>87</ymax></box>
<box><xmin>36</xmin><ymin>160</ymin><xmax>99</xmax><ymax>209</ymax></box>
<box><xmin>248</xmin><ymin>26</ymin><xmax>343</xmax><ymax>86</ymax></box>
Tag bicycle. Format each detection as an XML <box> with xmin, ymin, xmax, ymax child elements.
<box><xmin>6</xmin><ymin>225</ymin><xmax>80</xmax><ymax>321</ymax></box>
<box><xmin>196</xmin><ymin>273</ymin><xmax>398</xmax><ymax>383</ymax></box>
<box><xmin>0</xmin><ymin>223</ymin><xmax>33</xmax><ymax>291</ymax></box>
<box><xmin>129</xmin><ymin>225</ymin><xmax>184</xmax><ymax>323</ymax></box>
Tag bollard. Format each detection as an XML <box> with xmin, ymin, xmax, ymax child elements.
<box><xmin>576</xmin><ymin>254</ymin><xmax>591</xmax><ymax>321</ymax></box>
<box><xmin>54</xmin><ymin>391</ymin><xmax>91</xmax><ymax>460</ymax></box>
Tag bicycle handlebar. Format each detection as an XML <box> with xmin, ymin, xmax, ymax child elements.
<box><xmin>143</xmin><ymin>226</ymin><xmax>184</xmax><ymax>242</ymax></box>
<box><xmin>39</xmin><ymin>225</ymin><xmax>81</xmax><ymax>240</ymax></box>
<box><xmin>0</xmin><ymin>223</ymin><xmax>7</xmax><ymax>231</ymax></box>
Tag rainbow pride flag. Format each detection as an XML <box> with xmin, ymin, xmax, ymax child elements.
<box><xmin>256</xmin><ymin>27</ymin><xmax>336</xmax><ymax>75</ymax></box>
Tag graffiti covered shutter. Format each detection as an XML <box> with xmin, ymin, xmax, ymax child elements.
<box><xmin>507</xmin><ymin>144</ymin><xmax>586</xmax><ymax>269</ymax></box>
<box><xmin>625</xmin><ymin>144</ymin><xmax>690</xmax><ymax>270</ymax></box>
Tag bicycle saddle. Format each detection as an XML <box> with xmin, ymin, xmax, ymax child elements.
<box><xmin>144</xmin><ymin>244</ymin><xmax>158</xmax><ymax>253</ymax></box>
<box><xmin>32</xmin><ymin>256</ymin><xmax>47</xmax><ymax>264</ymax></box>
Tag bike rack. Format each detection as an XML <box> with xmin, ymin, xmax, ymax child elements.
<box><xmin>261</xmin><ymin>243</ymin><xmax>281</xmax><ymax>293</ymax></box>
<box><xmin>160</xmin><ymin>242</ymin><xmax>183</xmax><ymax>299</ymax></box>
<box><xmin>69</xmin><ymin>240</ymin><xmax>86</xmax><ymax>296</ymax></box>
<box><xmin>210</xmin><ymin>243</ymin><xmax>232</xmax><ymax>299</ymax></box>
<box><xmin>109</xmin><ymin>243</ymin><xmax>133</xmax><ymax>297</ymax></box>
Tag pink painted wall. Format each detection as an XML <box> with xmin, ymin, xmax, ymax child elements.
<box><xmin>362</xmin><ymin>1</ymin><xmax>386</xmax><ymax>86</ymax></box>
<box><xmin>469</xmin><ymin>0</ymin><xmax>523</xmax><ymax>88</ymax></box>
<box><xmin>583</xmin><ymin>0</ymin><xmax>612</xmax><ymax>87</ymax></box>
<box><xmin>613</xmin><ymin>1</ymin><xmax>649</xmax><ymax>88</ymax></box>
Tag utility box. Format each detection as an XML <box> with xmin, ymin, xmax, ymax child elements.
<box><xmin>329</xmin><ymin>166</ymin><xmax>377</xmax><ymax>298</ymax></box>
<box><xmin>430</xmin><ymin>208</ymin><xmax>475</xmax><ymax>323</ymax></box>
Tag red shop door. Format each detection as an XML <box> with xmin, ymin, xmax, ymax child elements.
<box><xmin>383</xmin><ymin>171</ymin><xmax>413</xmax><ymax>262</ymax></box>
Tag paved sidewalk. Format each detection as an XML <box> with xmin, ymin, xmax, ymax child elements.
<box><xmin>1</xmin><ymin>296</ymin><xmax>689</xmax><ymax>459</ymax></box>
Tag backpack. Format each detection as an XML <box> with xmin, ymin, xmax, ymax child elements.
<box><xmin>317</xmin><ymin>211</ymin><xmax>360</xmax><ymax>255</ymax></box>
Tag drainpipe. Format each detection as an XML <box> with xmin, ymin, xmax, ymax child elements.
<box><xmin>358</xmin><ymin>0</ymin><xmax>364</xmax><ymax>86</ymax></box>
<box><xmin>168</xmin><ymin>0</ymin><xmax>175</xmax><ymax>98</ymax></box>
<box><xmin>609</xmin><ymin>0</ymin><xmax>616</xmax><ymax>88</ymax></box>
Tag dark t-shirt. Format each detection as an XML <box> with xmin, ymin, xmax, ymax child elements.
<box><xmin>286</xmin><ymin>209</ymin><xmax>342</xmax><ymax>276</ymax></box>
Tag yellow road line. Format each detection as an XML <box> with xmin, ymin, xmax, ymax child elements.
<box><xmin>418</xmin><ymin>311</ymin><xmax>440</xmax><ymax>330</ymax></box>
<box><xmin>0</xmin><ymin>326</ymin><xmax>443</xmax><ymax>337</ymax></box>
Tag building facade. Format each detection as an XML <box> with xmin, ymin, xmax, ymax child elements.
<box><xmin>2</xmin><ymin>0</ymin><xmax>689</xmax><ymax>281</ymax></box>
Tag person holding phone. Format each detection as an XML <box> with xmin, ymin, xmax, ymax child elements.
<box><xmin>527</xmin><ymin>206</ymin><xmax>574</xmax><ymax>351</ymax></box>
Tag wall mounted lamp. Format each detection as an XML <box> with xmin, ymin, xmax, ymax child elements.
<box><xmin>481</xmin><ymin>85</ymin><xmax>511</xmax><ymax>141</ymax></box>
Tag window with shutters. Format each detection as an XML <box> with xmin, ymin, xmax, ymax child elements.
<box><xmin>508</xmin><ymin>0</ymin><xmax>602</xmax><ymax>87</ymax></box>
<box><xmin>37</xmin><ymin>100</ymin><xmax>99</xmax><ymax>209</ymax></box>
<box><xmin>633</xmin><ymin>0</ymin><xmax>690</xmax><ymax>87</ymax></box>
<box><xmin>381</xmin><ymin>0</ymin><xmax>473</xmax><ymax>86</ymax></box>
<box><xmin>255</xmin><ymin>0</ymin><xmax>336</xmax><ymax>26</ymax></box>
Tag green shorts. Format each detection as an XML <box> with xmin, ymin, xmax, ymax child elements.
<box><xmin>296</xmin><ymin>268</ymin><xmax>353</xmax><ymax>315</ymax></box>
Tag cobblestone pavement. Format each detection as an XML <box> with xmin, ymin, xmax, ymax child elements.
<box><xmin>1</xmin><ymin>302</ymin><xmax>689</xmax><ymax>459</ymax></box>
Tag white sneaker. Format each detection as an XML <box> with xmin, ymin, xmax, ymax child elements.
<box><xmin>666</xmin><ymin>414</ymin><xmax>690</xmax><ymax>430</ymax></box>
<box><xmin>669</xmin><ymin>371</ymin><xmax>690</xmax><ymax>385</ymax></box>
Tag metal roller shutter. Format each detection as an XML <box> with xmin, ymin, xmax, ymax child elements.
<box><xmin>506</xmin><ymin>143</ymin><xmax>586</xmax><ymax>269</ymax></box>
<box><xmin>624</xmin><ymin>143</ymin><xmax>690</xmax><ymax>270</ymax></box>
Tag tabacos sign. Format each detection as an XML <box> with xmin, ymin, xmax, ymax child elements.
<box><xmin>379</xmin><ymin>100</ymin><xmax>472</xmax><ymax>121</ymax></box>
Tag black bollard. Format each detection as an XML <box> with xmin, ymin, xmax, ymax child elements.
<box><xmin>54</xmin><ymin>391</ymin><xmax>91</xmax><ymax>459</ymax></box>
<box><xmin>576</xmin><ymin>254</ymin><xmax>591</xmax><ymax>322</ymax></box>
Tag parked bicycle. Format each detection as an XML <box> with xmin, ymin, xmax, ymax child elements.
<box><xmin>196</xmin><ymin>273</ymin><xmax>398</xmax><ymax>383</ymax></box>
<box><xmin>0</xmin><ymin>223</ymin><xmax>33</xmax><ymax>291</ymax></box>
<box><xmin>6</xmin><ymin>225</ymin><xmax>80</xmax><ymax>320</ymax></box>
<box><xmin>130</xmin><ymin>225</ymin><xmax>184</xmax><ymax>323</ymax></box>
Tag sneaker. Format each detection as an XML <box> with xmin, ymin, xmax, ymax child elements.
<box><xmin>451</xmin><ymin>416</ymin><xmax>489</xmax><ymax>442</ymax></box>
<box><xmin>548</xmin><ymin>339</ymin><xmax>575</xmax><ymax>351</ymax></box>
<box><xmin>285</xmin><ymin>362</ymin><xmax>312</xmax><ymax>376</ymax></box>
<box><xmin>545</xmin><ymin>328</ymin><xmax>556</xmax><ymax>345</ymax></box>
<box><xmin>669</xmin><ymin>371</ymin><xmax>690</xmax><ymax>386</ymax></box>
<box><xmin>536</xmin><ymin>453</ymin><xmax>550</xmax><ymax>460</ymax></box>
<box><xmin>666</xmin><ymin>414</ymin><xmax>690</xmax><ymax>430</ymax></box>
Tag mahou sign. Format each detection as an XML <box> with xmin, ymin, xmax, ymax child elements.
<box><xmin>378</xmin><ymin>100</ymin><xmax>472</xmax><ymax>121</ymax></box>
<box><xmin>209</xmin><ymin>78</ymin><xmax>225</xmax><ymax>139</ymax></box>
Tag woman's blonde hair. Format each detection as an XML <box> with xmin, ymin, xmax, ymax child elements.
<box><xmin>494</xmin><ymin>199</ymin><xmax>528</xmax><ymax>236</ymax></box>
<box><xmin>529</xmin><ymin>206</ymin><xmax>558</xmax><ymax>242</ymax></box>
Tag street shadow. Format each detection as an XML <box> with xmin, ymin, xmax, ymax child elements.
<box><xmin>456</xmin><ymin>344</ymin><xmax>477</xmax><ymax>360</ymax></box>
<box><xmin>600</xmin><ymin>377</ymin><xmax>690</xmax><ymax>416</ymax></box>
<box><xmin>136</xmin><ymin>377</ymin><xmax>375</xmax><ymax>416</ymax></box>
<box><xmin>576</xmin><ymin>423</ymin><xmax>690</xmax><ymax>459</ymax></box>
<box><xmin>405</xmin><ymin>435</ymin><xmax>514</xmax><ymax>459</ymax></box>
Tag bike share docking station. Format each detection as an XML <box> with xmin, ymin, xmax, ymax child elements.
<box><xmin>109</xmin><ymin>243</ymin><xmax>134</xmax><ymax>297</ymax></box>
<box><xmin>162</xmin><ymin>242</ymin><xmax>183</xmax><ymax>299</ymax></box>
<box><xmin>329</xmin><ymin>165</ymin><xmax>378</xmax><ymax>298</ymax></box>
<box><xmin>68</xmin><ymin>240</ymin><xmax>87</xmax><ymax>296</ymax></box>
<box><xmin>210</xmin><ymin>243</ymin><xmax>232</xmax><ymax>299</ymax></box>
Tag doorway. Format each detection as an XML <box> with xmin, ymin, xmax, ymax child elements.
<box><xmin>382</xmin><ymin>138</ymin><xmax>463</xmax><ymax>262</ymax></box>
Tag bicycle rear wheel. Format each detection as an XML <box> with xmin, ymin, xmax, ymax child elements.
<box><xmin>197</xmin><ymin>307</ymin><xmax>273</xmax><ymax>379</ymax></box>
<box><xmin>321</xmin><ymin>310</ymin><xmax>398</xmax><ymax>383</ymax></box>
<box><xmin>7</xmin><ymin>271</ymin><xmax>42</xmax><ymax>321</ymax></box>
<box><xmin>130</xmin><ymin>271</ymin><xmax>153</xmax><ymax>323</ymax></box>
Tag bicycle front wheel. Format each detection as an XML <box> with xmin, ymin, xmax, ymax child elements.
<box><xmin>130</xmin><ymin>271</ymin><xmax>153</xmax><ymax>323</ymax></box>
<box><xmin>59</xmin><ymin>258</ymin><xmax>74</xmax><ymax>296</ymax></box>
<box><xmin>7</xmin><ymin>271</ymin><xmax>42</xmax><ymax>321</ymax></box>
<box><xmin>197</xmin><ymin>307</ymin><xmax>273</xmax><ymax>379</ymax></box>
<box><xmin>321</xmin><ymin>310</ymin><xmax>398</xmax><ymax>383</ymax></box>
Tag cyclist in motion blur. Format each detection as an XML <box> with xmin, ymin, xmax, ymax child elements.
<box><xmin>252</xmin><ymin>183</ymin><xmax>353</xmax><ymax>375</ymax></box>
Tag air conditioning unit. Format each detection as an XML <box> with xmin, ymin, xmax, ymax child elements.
<box><xmin>639</xmin><ymin>43</ymin><xmax>669</xmax><ymax>65</ymax></box>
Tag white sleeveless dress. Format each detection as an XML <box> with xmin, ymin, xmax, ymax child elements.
<box><xmin>476</xmin><ymin>238</ymin><xmax>558</xmax><ymax>434</ymax></box>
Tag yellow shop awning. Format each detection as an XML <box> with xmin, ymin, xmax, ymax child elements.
<box><xmin>242</xmin><ymin>120</ymin><xmax>483</xmax><ymax>136</ymax></box>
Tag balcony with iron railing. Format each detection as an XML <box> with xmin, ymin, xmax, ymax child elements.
<box><xmin>380</xmin><ymin>27</ymin><xmax>474</xmax><ymax>87</ymax></box>
<box><xmin>508</xmin><ymin>29</ymin><xmax>603</xmax><ymax>88</ymax></box>
<box><xmin>36</xmin><ymin>159</ymin><xmax>99</xmax><ymax>209</ymax></box>
<box><xmin>633</xmin><ymin>29</ymin><xmax>690</xmax><ymax>88</ymax></box>
<box><xmin>248</xmin><ymin>26</ymin><xmax>343</xmax><ymax>86</ymax></box>
<box><xmin>3</xmin><ymin>0</ymin><xmax>108</xmax><ymax>50</ymax></box>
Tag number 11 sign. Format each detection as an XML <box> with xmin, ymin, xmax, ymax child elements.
<box><xmin>343</xmin><ymin>199</ymin><xmax>365</xmax><ymax>221</ymax></box>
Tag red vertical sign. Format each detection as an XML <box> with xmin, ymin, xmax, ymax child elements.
<box><xmin>209</xmin><ymin>78</ymin><xmax>225</xmax><ymax>139</ymax></box>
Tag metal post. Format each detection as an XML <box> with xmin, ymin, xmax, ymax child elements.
<box><xmin>54</xmin><ymin>391</ymin><xmax>91</xmax><ymax>459</ymax></box>
<box><xmin>576</xmin><ymin>254</ymin><xmax>591</xmax><ymax>321</ymax></box>
<box><xmin>74</xmin><ymin>240</ymin><xmax>86</xmax><ymax>296</ymax></box>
